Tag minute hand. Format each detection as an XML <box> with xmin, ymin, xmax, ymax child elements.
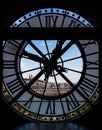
<box><xmin>52</xmin><ymin>40</ymin><xmax>65</xmax><ymax>56</ymax></box>
<box><xmin>52</xmin><ymin>40</ymin><xmax>76</xmax><ymax>60</ymax></box>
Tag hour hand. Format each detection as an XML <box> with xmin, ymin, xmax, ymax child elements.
<box><xmin>23</xmin><ymin>51</ymin><xmax>45</xmax><ymax>63</ymax></box>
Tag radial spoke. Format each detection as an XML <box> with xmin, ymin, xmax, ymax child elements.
<box><xmin>3</xmin><ymin>66</ymin><xmax>43</xmax><ymax>78</ymax></box>
<box><xmin>65</xmin><ymin>68</ymin><xmax>82</xmax><ymax>74</ymax></box>
<box><xmin>22</xmin><ymin>67</ymin><xmax>43</xmax><ymax>76</ymax></box>
<box><xmin>45</xmin><ymin>40</ymin><xmax>50</xmax><ymax>59</ymax></box>
<box><xmin>58</xmin><ymin>56</ymin><xmax>82</xmax><ymax>64</ymax></box>
<box><xmin>37</xmin><ymin>78</ymin><xmax>49</xmax><ymax>115</ymax></box>
<box><xmin>53</xmin><ymin>71</ymin><xmax>60</xmax><ymax>95</ymax></box>
<box><xmin>53</xmin><ymin>71</ymin><xmax>65</xmax><ymax>114</ymax></box>
<box><xmin>9</xmin><ymin>67</ymin><xmax>46</xmax><ymax>104</ymax></box>
<box><xmin>28</xmin><ymin>40</ymin><xmax>48</xmax><ymax>61</ymax></box>
<box><xmin>43</xmin><ymin>78</ymin><xmax>49</xmax><ymax>96</ymax></box>
<box><xmin>56</xmin><ymin>68</ymin><xmax>75</xmax><ymax>88</ymax></box>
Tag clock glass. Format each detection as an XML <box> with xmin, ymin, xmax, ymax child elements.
<box><xmin>2</xmin><ymin>8</ymin><xmax>99</xmax><ymax>122</ymax></box>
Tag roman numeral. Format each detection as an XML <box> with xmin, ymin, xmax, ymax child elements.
<box><xmin>45</xmin><ymin>100</ymin><xmax>55</xmax><ymax>114</ymax></box>
<box><xmin>86</xmin><ymin>60</ymin><xmax>99</xmax><ymax>69</ymax></box>
<box><xmin>66</xmin><ymin>93</ymin><xmax>80</xmax><ymax>111</ymax></box>
<box><xmin>68</xmin><ymin>20</ymin><xmax>81</xmax><ymax>27</ymax></box>
<box><xmin>82</xmin><ymin>40</ymin><xmax>96</xmax><ymax>49</ymax></box>
<box><xmin>78</xmin><ymin>77</ymin><xmax>97</xmax><ymax>98</ymax></box>
<box><xmin>8</xmin><ymin>40</ymin><xmax>20</xmax><ymax>48</ymax></box>
<box><xmin>45</xmin><ymin>15</ymin><xmax>59</xmax><ymax>27</ymax></box>
<box><xmin>7</xmin><ymin>79</ymin><xmax>23</xmax><ymax>95</ymax></box>
<box><xmin>24</xmin><ymin>95</ymin><xmax>34</xmax><ymax>109</ymax></box>
<box><xmin>3</xmin><ymin>60</ymin><xmax>15</xmax><ymax>69</ymax></box>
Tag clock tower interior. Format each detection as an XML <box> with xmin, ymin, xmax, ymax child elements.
<box><xmin>0</xmin><ymin>0</ymin><xmax>102</xmax><ymax>130</ymax></box>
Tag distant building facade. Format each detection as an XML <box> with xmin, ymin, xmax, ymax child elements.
<box><xmin>24</xmin><ymin>74</ymin><xmax>72</xmax><ymax>96</ymax></box>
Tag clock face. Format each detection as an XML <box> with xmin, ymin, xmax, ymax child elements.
<box><xmin>2</xmin><ymin>8</ymin><xmax>99</xmax><ymax>122</ymax></box>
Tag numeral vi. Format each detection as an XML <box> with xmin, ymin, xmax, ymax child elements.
<box><xmin>46</xmin><ymin>100</ymin><xmax>55</xmax><ymax>114</ymax></box>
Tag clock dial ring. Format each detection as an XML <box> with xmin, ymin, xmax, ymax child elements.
<box><xmin>12</xmin><ymin>8</ymin><xmax>92</xmax><ymax>28</ymax></box>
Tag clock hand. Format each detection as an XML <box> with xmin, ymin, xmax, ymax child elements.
<box><xmin>52</xmin><ymin>40</ymin><xmax>66</xmax><ymax>58</ymax></box>
<box><xmin>52</xmin><ymin>40</ymin><xmax>76</xmax><ymax>61</ymax></box>
<box><xmin>44</xmin><ymin>65</ymin><xmax>67</xmax><ymax>81</ymax></box>
<box><xmin>23</xmin><ymin>51</ymin><xmax>45</xmax><ymax>63</ymax></box>
<box><xmin>29</xmin><ymin>40</ymin><xmax>48</xmax><ymax>61</ymax></box>
<box><xmin>44</xmin><ymin>40</ymin><xmax>66</xmax><ymax>80</ymax></box>
<box><xmin>9</xmin><ymin>57</ymin><xmax>67</xmax><ymax>102</ymax></box>
<box><xmin>23</xmin><ymin>50</ymin><xmax>58</xmax><ymax>81</ymax></box>
<box><xmin>44</xmin><ymin>40</ymin><xmax>76</xmax><ymax>80</ymax></box>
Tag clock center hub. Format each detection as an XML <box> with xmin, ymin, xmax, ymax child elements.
<box><xmin>40</xmin><ymin>53</ymin><xmax>66</xmax><ymax>78</ymax></box>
